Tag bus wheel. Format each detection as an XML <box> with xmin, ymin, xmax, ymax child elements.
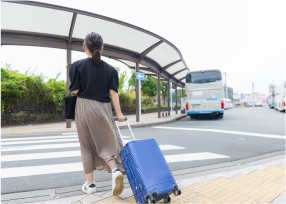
<box><xmin>219</xmin><ymin>114</ymin><xmax>224</xmax><ymax>119</ymax></box>
<box><xmin>190</xmin><ymin>116</ymin><xmax>196</xmax><ymax>119</ymax></box>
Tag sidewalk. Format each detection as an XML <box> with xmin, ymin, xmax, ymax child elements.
<box><xmin>1</xmin><ymin>111</ymin><xmax>186</xmax><ymax>136</ymax></box>
<box><xmin>2</xmin><ymin>154</ymin><xmax>284</xmax><ymax>204</ymax></box>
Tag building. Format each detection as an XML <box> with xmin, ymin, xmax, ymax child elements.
<box><xmin>224</xmin><ymin>86</ymin><xmax>233</xmax><ymax>102</ymax></box>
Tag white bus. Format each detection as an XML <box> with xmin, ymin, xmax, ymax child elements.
<box><xmin>274</xmin><ymin>82</ymin><xmax>286</xmax><ymax>112</ymax></box>
<box><xmin>185</xmin><ymin>69</ymin><xmax>224</xmax><ymax>119</ymax></box>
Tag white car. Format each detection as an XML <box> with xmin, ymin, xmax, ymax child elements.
<box><xmin>224</xmin><ymin>99</ymin><xmax>232</xmax><ymax>109</ymax></box>
<box><xmin>255</xmin><ymin>101</ymin><xmax>263</xmax><ymax>107</ymax></box>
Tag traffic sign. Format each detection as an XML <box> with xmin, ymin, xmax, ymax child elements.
<box><xmin>136</xmin><ymin>72</ymin><xmax>144</xmax><ymax>81</ymax></box>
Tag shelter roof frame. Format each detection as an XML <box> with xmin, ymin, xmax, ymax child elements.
<box><xmin>1</xmin><ymin>0</ymin><xmax>189</xmax><ymax>87</ymax></box>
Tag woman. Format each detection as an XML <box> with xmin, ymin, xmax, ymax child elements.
<box><xmin>69</xmin><ymin>32</ymin><xmax>125</xmax><ymax>196</ymax></box>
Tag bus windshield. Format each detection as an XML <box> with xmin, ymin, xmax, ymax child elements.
<box><xmin>186</xmin><ymin>71</ymin><xmax>222</xmax><ymax>83</ymax></box>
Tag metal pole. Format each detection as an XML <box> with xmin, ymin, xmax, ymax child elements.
<box><xmin>139</xmin><ymin>79</ymin><xmax>141</xmax><ymax>123</ymax></box>
<box><xmin>252</xmin><ymin>82</ymin><xmax>254</xmax><ymax>107</ymax></box>
<box><xmin>175</xmin><ymin>84</ymin><xmax>178</xmax><ymax>114</ymax></box>
<box><xmin>225</xmin><ymin>72</ymin><xmax>228</xmax><ymax>99</ymax></box>
<box><xmin>167</xmin><ymin>79</ymin><xmax>170</xmax><ymax>116</ymax></box>
<box><xmin>66</xmin><ymin>44</ymin><xmax>72</xmax><ymax>128</ymax></box>
<box><xmin>135</xmin><ymin>62</ymin><xmax>140</xmax><ymax>122</ymax></box>
<box><xmin>157</xmin><ymin>74</ymin><xmax>161</xmax><ymax>118</ymax></box>
<box><xmin>170</xmin><ymin>82</ymin><xmax>173</xmax><ymax>119</ymax></box>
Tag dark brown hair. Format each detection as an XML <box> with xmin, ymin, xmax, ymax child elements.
<box><xmin>83</xmin><ymin>32</ymin><xmax>103</xmax><ymax>66</ymax></box>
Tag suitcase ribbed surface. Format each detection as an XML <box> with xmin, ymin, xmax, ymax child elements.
<box><xmin>124</xmin><ymin>139</ymin><xmax>175</xmax><ymax>194</ymax></box>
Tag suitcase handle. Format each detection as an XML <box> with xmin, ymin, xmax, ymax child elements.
<box><xmin>113</xmin><ymin>117</ymin><xmax>128</xmax><ymax>122</ymax></box>
<box><xmin>113</xmin><ymin>117</ymin><xmax>136</xmax><ymax>145</ymax></box>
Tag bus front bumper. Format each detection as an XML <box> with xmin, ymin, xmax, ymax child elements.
<box><xmin>187</xmin><ymin>110</ymin><xmax>224</xmax><ymax>115</ymax></box>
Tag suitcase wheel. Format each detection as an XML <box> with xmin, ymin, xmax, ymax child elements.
<box><xmin>174</xmin><ymin>189</ymin><xmax>181</xmax><ymax>196</ymax></box>
<box><xmin>172</xmin><ymin>184</ymin><xmax>181</xmax><ymax>196</ymax></box>
<box><xmin>163</xmin><ymin>196</ymin><xmax>171</xmax><ymax>203</ymax></box>
<box><xmin>148</xmin><ymin>198</ymin><xmax>156</xmax><ymax>204</ymax></box>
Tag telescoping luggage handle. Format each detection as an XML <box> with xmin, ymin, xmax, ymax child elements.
<box><xmin>113</xmin><ymin>117</ymin><xmax>136</xmax><ymax>145</ymax></box>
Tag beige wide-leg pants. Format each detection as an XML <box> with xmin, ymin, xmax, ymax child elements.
<box><xmin>75</xmin><ymin>97</ymin><xmax>125</xmax><ymax>175</ymax></box>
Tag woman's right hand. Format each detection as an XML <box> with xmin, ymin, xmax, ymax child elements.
<box><xmin>117</xmin><ymin>113</ymin><xmax>125</xmax><ymax>122</ymax></box>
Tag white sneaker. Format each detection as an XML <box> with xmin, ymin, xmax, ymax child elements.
<box><xmin>112</xmin><ymin>169</ymin><xmax>124</xmax><ymax>196</ymax></box>
<box><xmin>82</xmin><ymin>181</ymin><xmax>96</xmax><ymax>194</ymax></box>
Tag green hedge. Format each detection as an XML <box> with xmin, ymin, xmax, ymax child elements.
<box><xmin>1</xmin><ymin>67</ymin><xmax>66</xmax><ymax>113</ymax></box>
<box><xmin>1</xmin><ymin>67</ymin><xmax>169</xmax><ymax>114</ymax></box>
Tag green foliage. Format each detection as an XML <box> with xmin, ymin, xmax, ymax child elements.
<box><xmin>115</xmin><ymin>67</ymin><xmax>127</xmax><ymax>93</ymax></box>
<box><xmin>1</xmin><ymin>66</ymin><xmax>66</xmax><ymax>114</ymax></box>
<box><xmin>128</xmin><ymin>70</ymin><xmax>157</xmax><ymax>98</ymax></box>
<box><xmin>128</xmin><ymin>70</ymin><xmax>136</xmax><ymax>91</ymax></box>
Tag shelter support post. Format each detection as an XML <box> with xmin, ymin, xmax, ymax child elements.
<box><xmin>136</xmin><ymin>62</ymin><xmax>140</xmax><ymax>122</ymax></box>
<box><xmin>167</xmin><ymin>79</ymin><xmax>170</xmax><ymax>116</ymax></box>
<box><xmin>66</xmin><ymin>43</ymin><xmax>72</xmax><ymax>128</ymax></box>
<box><xmin>157</xmin><ymin>74</ymin><xmax>161</xmax><ymax>118</ymax></box>
<box><xmin>175</xmin><ymin>84</ymin><xmax>178</xmax><ymax>114</ymax></box>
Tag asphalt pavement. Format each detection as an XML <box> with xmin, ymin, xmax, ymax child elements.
<box><xmin>1</xmin><ymin>106</ymin><xmax>285</xmax><ymax>194</ymax></box>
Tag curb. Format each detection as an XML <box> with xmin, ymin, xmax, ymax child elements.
<box><xmin>1</xmin><ymin>115</ymin><xmax>188</xmax><ymax>137</ymax></box>
<box><xmin>1</xmin><ymin>150</ymin><xmax>284</xmax><ymax>204</ymax></box>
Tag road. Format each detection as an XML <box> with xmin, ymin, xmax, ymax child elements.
<box><xmin>1</xmin><ymin>106</ymin><xmax>285</xmax><ymax>194</ymax></box>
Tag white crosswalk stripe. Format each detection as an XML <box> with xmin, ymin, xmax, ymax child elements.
<box><xmin>1</xmin><ymin>135</ymin><xmax>78</xmax><ymax>142</ymax></box>
<box><xmin>1</xmin><ymin>138</ymin><xmax>80</xmax><ymax>145</ymax></box>
<box><xmin>1</xmin><ymin>152</ymin><xmax>229</xmax><ymax>178</ymax></box>
<box><xmin>1</xmin><ymin>135</ymin><xmax>230</xmax><ymax>179</ymax></box>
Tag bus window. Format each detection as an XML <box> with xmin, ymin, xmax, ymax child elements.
<box><xmin>186</xmin><ymin>71</ymin><xmax>222</xmax><ymax>83</ymax></box>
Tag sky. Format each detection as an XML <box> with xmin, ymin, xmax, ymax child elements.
<box><xmin>1</xmin><ymin>0</ymin><xmax>285</xmax><ymax>95</ymax></box>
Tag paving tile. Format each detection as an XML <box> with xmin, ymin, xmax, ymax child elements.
<box><xmin>266</xmin><ymin>161</ymin><xmax>284</xmax><ymax>167</ymax></box>
<box><xmin>226</xmin><ymin>168</ymin><xmax>254</xmax><ymax>176</ymax></box>
<box><xmin>55</xmin><ymin>191</ymin><xmax>86</xmax><ymax>199</ymax></box>
<box><xmin>3</xmin><ymin>196</ymin><xmax>54</xmax><ymax>204</ymax></box>
<box><xmin>270</xmin><ymin>194</ymin><xmax>286</xmax><ymax>204</ymax></box>
<box><xmin>92</xmin><ymin>191</ymin><xmax>109</xmax><ymax>197</ymax></box>
<box><xmin>204</xmin><ymin>173</ymin><xmax>224</xmax><ymax>182</ymax></box>
<box><xmin>43</xmin><ymin>194</ymin><xmax>88</xmax><ymax>204</ymax></box>
<box><xmin>99</xmin><ymin>191</ymin><xmax>113</xmax><ymax>198</ymax></box>
<box><xmin>80</xmin><ymin>195</ymin><xmax>103</xmax><ymax>204</ymax></box>
<box><xmin>117</xmin><ymin>188</ymin><xmax>133</xmax><ymax>199</ymax></box>
<box><xmin>249</xmin><ymin>164</ymin><xmax>272</xmax><ymax>171</ymax></box>
<box><xmin>93</xmin><ymin>196</ymin><xmax>123</xmax><ymax>203</ymax></box>
<box><xmin>179</xmin><ymin>176</ymin><xmax>205</xmax><ymax>188</ymax></box>
<box><xmin>221</xmin><ymin>173</ymin><xmax>236</xmax><ymax>179</ymax></box>
<box><xmin>56</xmin><ymin>185</ymin><xmax>82</xmax><ymax>194</ymax></box>
<box><xmin>2</xmin><ymin>189</ymin><xmax>56</xmax><ymax>201</ymax></box>
<box><xmin>72</xmin><ymin>202</ymin><xmax>82</xmax><ymax>204</ymax></box>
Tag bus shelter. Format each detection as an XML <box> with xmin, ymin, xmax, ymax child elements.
<box><xmin>1</xmin><ymin>1</ymin><xmax>189</xmax><ymax>127</ymax></box>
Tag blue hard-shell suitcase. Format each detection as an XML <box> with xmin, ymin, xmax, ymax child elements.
<box><xmin>114</xmin><ymin>117</ymin><xmax>181</xmax><ymax>204</ymax></box>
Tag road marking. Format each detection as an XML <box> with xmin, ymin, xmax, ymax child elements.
<box><xmin>1</xmin><ymin>143</ymin><xmax>80</xmax><ymax>152</ymax></box>
<box><xmin>62</xmin><ymin>133</ymin><xmax>78</xmax><ymax>135</ymax></box>
<box><xmin>153</xmin><ymin>127</ymin><xmax>285</xmax><ymax>139</ymax></box>
<box><xmin>1</xmin><ymin>138</ymin><xmax>80</xmax><ymax>145</ymax></box>
<box><xmin>1</xmin><ymin>151</ymin><xmax>80</xmax><ymax>162</ymax></box>
<box><xmin>165</xmin><ymin>152</ymin><xmax>229</xmax><ymax>163</ymax></box>
<box><xmin>1</xmin><ymin>152</ymin><xmax>228</xmax><ymax>178</ymax></box>
<box><xmin>1</xmin><ymin>135</ymin><xmax>78</xmax><ymax>142</ymax></box>
<box><xmin>1</xmin><ymin>136</ymin><xmax>130</xmax><ymax>144</ymax></box>
<box><xmin>1</xmin><ymin>145</ymin><xmax>184</xmax><ymax>161</ymax></box>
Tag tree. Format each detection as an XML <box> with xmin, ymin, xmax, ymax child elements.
<box><xmin>115</xmin><ymin>67</ymin><xmax>127</xmax><ymax>93</ymax></box>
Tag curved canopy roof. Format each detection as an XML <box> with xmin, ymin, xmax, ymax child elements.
<box><xmin>1</xmin><ymin>1</ymin><xmax>188</xmax><ymax>86</ymax></box>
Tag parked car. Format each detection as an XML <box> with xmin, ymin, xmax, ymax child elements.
<box><xmin>255</xmin><ymin>101</ymin><xmax>263</xmax><ymax>107</ymax></box>
<box><xmin>247</xmin><ymin>101</ymin><xmax>254</xmax><ymax>107</ymax></box>
<box><xmin>224</xmin><ymin>99</ymin><xmax>232</xmax><ymax>109</ymax></box>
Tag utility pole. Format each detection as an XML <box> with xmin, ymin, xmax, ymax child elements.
<box><xmin>252</xmin><ymin>82</ymin><xmax>254</xmax><ymax>107</ymax></box>
<box><xmin>223</xmin><ymin>72</ymin><xmax>228</xmax><ymax>99</ymax></box>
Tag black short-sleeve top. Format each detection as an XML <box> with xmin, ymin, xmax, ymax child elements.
<box><xmin>69</xmin><ymin>58</ymin><xmax>119</xmax><ymax>103</ymax></box>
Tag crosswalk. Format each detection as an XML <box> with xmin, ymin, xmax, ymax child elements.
<box><xmin>1</xmin><ymin>134</ymin><xmax>230</xmax><ymax>179</ymax></box>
